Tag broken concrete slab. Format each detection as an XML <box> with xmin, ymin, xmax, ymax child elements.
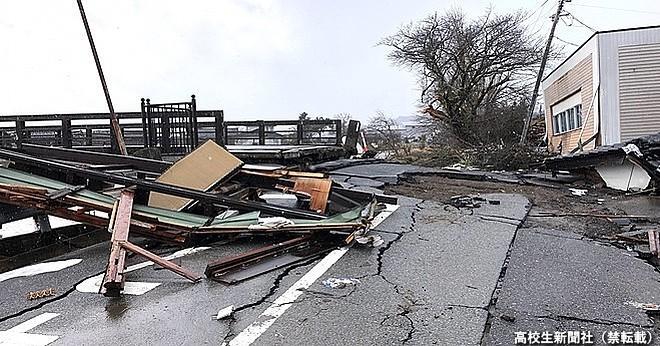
<box><xmin>484</xmin><ymin>225</ymin><xmax>660</xmax><ymax>344</ymax></box>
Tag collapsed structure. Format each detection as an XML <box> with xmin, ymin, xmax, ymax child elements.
<box><xmin>0</xmin><ymin>139</ymin><xmax>395</xmax><ymax>296</ymax></box>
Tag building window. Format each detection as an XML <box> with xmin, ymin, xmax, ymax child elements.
<box><xmin>551</xmin><ymin>101</ymin><xmax>583</xmax><ymax>135</ymax></box>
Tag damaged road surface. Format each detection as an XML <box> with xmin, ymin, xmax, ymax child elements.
<box><xmin>0</xmin><ymin>163</ymin><xmax>531</xmax><ymax>345</ymax></box>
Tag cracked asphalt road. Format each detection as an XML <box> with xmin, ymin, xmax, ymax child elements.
<box><xmin>0</xmin><ymin>163</ymin><xmax>529</xmax><ymax>345</ymax></box>
<box><xmin>4</xmin><ymin>163</ymin><xmax>655</xmax><ymax>345</ymax></box>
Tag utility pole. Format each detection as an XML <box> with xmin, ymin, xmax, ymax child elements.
<box><xmin>76</xmin><ymin>0</ymin><xmax>128</xmax><ymax>155</ymax></box>
<box><xmin>520</xmin><ymin>0</ymin><xmax>566</xmax><ymax>144</ymax></box>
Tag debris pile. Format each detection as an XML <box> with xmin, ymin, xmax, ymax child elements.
<box><xmin>0</xmin><ymin>140</ymin><xmax>395</xmax><ymax>296</ymax></box>
<box><xmin>543</xmin><ymin>132</ymin><xmax>660</xmax><ymax>192</ymax></box>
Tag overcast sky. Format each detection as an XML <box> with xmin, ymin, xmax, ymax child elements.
<box><xmin>1</xmin><ymin>1</ymin><xmax>659</xmax><ymax>122</ymax></box>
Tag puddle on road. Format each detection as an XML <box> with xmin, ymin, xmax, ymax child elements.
<box><xmin>105</xmin><ymin>299</ymin><xmax>130</xmax><ymax>320</ymax></box>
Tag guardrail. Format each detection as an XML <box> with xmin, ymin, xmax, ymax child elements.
<box><xmin>0</xmin><ymin>110</ymin><xmax>223</xmax><ymax>154</ymax></box>
<box><xmin>0</xmin><ymin>113</ymin><xmax>345</xmax><ymax>154</ymax></box>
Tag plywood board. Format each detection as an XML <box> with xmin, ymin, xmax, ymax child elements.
<box><xmin>148</xmin><ymin>140</ymin><xmax>243</xmax><ymax>210</ymax></box>
<box><xmin>293</xmin><ymin>177</ymin><xmax>332</xmax><ymax>213</ymax></box>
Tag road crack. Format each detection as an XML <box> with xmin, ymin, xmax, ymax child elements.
<box><xmin>0</xmin><ymin>269</ymin><xmax>104</xmax><ymax>324</ymax></box>
<box><xmin>537</xmin><ymin>314</ymin><xmax>653</xmax><ymax>328</ymax></box>
<box><xmin>221</xmin><ymin>257</ymin><xmax>320</xmax><ymax>343</ymax></box>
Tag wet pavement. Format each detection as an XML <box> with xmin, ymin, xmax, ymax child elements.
<box><xmin>0</xmin><ymin>163</ymin><xmax>658</xmax><ymax>345</ymax></box>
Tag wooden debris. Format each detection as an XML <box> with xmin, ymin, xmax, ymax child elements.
<box><xmin>102</xmin><ymin>189</ymin><xmax>202</xmax><ymax>297</ymax></box>
<box><xmin>149</xmin><ymin>140</ymin><xmax>243</xmax><ymax>211</ymax></box>
<box><xmin>648</xmin><ymin>230</ymin><xmax>660</xmax><ymax>259</ymax></box>
<box><xmin>293</xmin><ymin>177</ymin><xmax>332</xmax><ymax>213</ymax></box>
<box><xmin>26</xmin><ymin>287</ymin><xmax>56</xmax><ymax>300</ymax></box>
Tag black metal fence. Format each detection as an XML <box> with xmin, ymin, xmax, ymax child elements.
<box><xmin>0</xmin><ymin>104</ymin><xmax>344</xmax><ymax>155</ymax></box>
<box><xmin>142</xmin><ymin>96</ymin><xmax>200</xmax><ymax>154</ymax></box>
<box><xmin>0</xmin><ymin>110</ymin><xmax>223</xmax><ymax>154</ymax></box>
<box><xmin>223</xmin><ymin>119</ymin><xmax>342</xmax><ymax>146</ymax></box>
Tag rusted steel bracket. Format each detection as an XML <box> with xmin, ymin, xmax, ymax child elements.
<box><xmin>47</xmin><ymin>185</ymin><xmax>86</xmax><ymax>200</ymax></box>
<box><xmin>649</xmin><ymin>230</ymin><xmax>660</xmax><ymax>259</ymax></box>
<box><xmin>102</xmin><ymin>190</ymin><xmax>202</xmax><ymax>297</ymax></box>
<box><xmin>205</xmin><ymin>235</ymin><xmax>336</xmax><ymax>284</ymax></box>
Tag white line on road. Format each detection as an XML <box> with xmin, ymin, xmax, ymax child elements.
<box><xmin>0</xmin><ymin>259</ymin><xmax>82</xmax><ymax>283</ymax></box>
<box><xmin>227</xmin><ymin>204</ymin><xmax>400</xmax><ymax>346</ymax></box>
<box><xmin>0</xmin><ymin>312</ymin><xmax>60</xmax><ymax>345</ymax></box>
<box><xmin>76</xmin><ymin>246</ymin><xmax>210</xmax><ymax>295</ymax></box>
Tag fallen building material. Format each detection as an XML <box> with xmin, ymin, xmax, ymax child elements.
<box><xmin>26</xmin><ymin>287</ymin><xmax>56</xmax><ymax>300</ymax></box>
<box><xmin>16</xmin><ymin>143</ymin><xmax>170</xmax><ymax>173</ymax></box>
<box><xmin>205</xmin><ymin>235</ymin><xmax>337</xmax><ymax>284</ymax></box>
<box><xmin>215</xmin><ymin>305</ymin><xmax>234</xmax><ymax>320</ymax></box>
<box><xmin>102</xmin><ymin>189</ymin><xmax>202</xmax><ymax>297</ymax></box>
<box><xmin>529</xmin><ymin>212</ymin><xmax>659</xmax><ymax>220</ymax></box>
<box><xmin>648</xmin><ymin>230</ymin><xmax>660</xmax><ymax>260</ymax></box>
<box><xmin>542</xmin><ymin>132</ymin><xmax>660</xmax><ymax>191</ymax></box>
<box><xmin>148</xmin><ymin>140</ymin><xmax>243</xmax><ymax>211</ymax></box>
<box><xmin>292</xmin><ymin>177</ymin><xmax>332</xmax><ymax>213</ymax></box>
<box><xmin>0</xmin><ymin>148</ymin><xmax>325</xmax><ymax>220</ymax></box>
<box><xmin>0</xmin><ymin>143</ymin><xmax>395</xmax><ymax>292</ymax></box>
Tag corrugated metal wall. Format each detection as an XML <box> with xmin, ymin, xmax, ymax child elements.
<box><xmin>618</xmin><ymin>43</ymin><xmax>660</xmax><ymax>141</ymax></box>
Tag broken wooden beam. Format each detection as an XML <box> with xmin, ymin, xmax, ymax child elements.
<box><xmin>102</xmin><ymin>189</ymin><xmax>133</xmax><ymax>297</ymax></box>
<box><xmin>648</xmin><ymin>230</ymin><xmax>660</xmax><ymax>259</ymax></box>
<box><xmin>120</xmin><ymin>241</ymin><xmax>202</xmax><ymax>283</ymax></box>
<box><xmin>102</xmin><ymin>189</ymin><xmax>202</xmax><ymax>297</ymax></box>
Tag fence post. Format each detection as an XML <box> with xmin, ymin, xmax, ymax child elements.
<box><xmin>344</xmin><ymin>120</ymin><xmax>361</xmax><ymax>155</ymax></box>
<box><xmin>141</xmin><ymin>98</ymin><xmax>148</xmax><ymax>147</ymax></box>
<box><xmin>191</xmin><ymin>94</ymin><xmax>199</xmax><ymax>147</ymax></box>
<box><xmin>61</xmin><ymin>116</ymin><xmax>72</xmax><ymax>148</ymax></box>
<box><xmin>162</xmin><ymin>111</ymin><xmax>171</xmax><ymax>152</ymax></box>
<box><xmin>258</xmin><ymin>120</ymin><xmax>265</xmax><ymax>145</ymax></box>
<box><xmin>335</xmin><ymin>119</ymin><xmax>342</xmax><ymax>146</ymax></box>
<box><xmin>15</xmin><ymin>119</ymin><xmax>25</xmax><ymax>149</ymax></box>
<box><xmin>296</xmin><ymin>121</ymin><xmax>303</xmax><ymax>145</ymax></box>
<box><xmin>223</xmin><ymin>120</ymin><xmax>229</xmax><ymax>146</ymax></box>
<box><xmin>214</xmin><ymin>110</ymin><xmax>224</xmax><ymax>146</ymax></box>
<box><xmin>86</xmin><ymin>128</ymin><xmax>93</xmax><ymax>146</ymax></box>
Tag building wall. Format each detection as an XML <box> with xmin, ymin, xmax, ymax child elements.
<box><xmin>618</xmin><ymin>42</ymin><xmax>660</xmax><ymax>141</ymax></box>
<box><xmin>543</xmin><ymin>55</ymin><xmax>596</xmax><ymax>154</ymax></box>
<box><xmin>598</xmin><ymin>26</ymin><xmax>660</xmax><ymax>144</ymax></box>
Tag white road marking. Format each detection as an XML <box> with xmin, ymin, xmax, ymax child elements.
<box><xmin>0</xmin><ymin>216</ymin><xmax>79</xmax><ymax>240</ymax></box>
<box><xmin>227</xmin><ymin>204</ymin><xmax>400</xmax><ymax>346</ymax></box>
<box><xmin>0</xmin><ymin>312</ymin><xmax>60</xmax><ymax>345</ymax></box>
<box><xmin>76</xmin><ymin>246</ymin><xmax>210</xmax><ymax>295</ymax></box>
<box><xmin>6</xmin><ymin>313</ymin><xmax>59</xmax><ymax>333</ymax></box>
<box><xmin>0</xmin><ymin>259</ymin><xmax>82</xmax><ymax>283</ymax></box>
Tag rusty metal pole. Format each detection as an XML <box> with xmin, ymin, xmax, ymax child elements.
<box><xmin>76</xmin><ymin>0</ymin><xmax>127</xmax><ymax>155</ymax></box>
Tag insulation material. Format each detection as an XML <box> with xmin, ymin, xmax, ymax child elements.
<box><xmin>148</xmin><ymin>140</ymin><xmax>243</xmax><ymax>211</ymax></box>
<box><xmin>595</xmin><ymin>158</ymin><xmax>651</xmax><ymax>191</ymax></box>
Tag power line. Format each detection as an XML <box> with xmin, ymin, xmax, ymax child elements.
<box><xmin>564</xmin><ymin>11</ymin><xmax>597</xmax><ymax>32</ymax></box>
<box><xmin>529</xmin><ymin>0</ymin><xmax>551</xmax><ymax>18</ymax></box>
<box><xmin>554</xmin><ymin>36</ymin><xmax>579</xmax><ymax>46</ymax></box>
<box><xmin>569</xmin><ymin>3</ymin><xmax>660</xmax><ymax>15</ymax></box>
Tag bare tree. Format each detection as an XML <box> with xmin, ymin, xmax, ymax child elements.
<box><xmin>333</xmin><ymin>112</ymin><xmax>352</xmax><ymax>134</ymax></box>
<box><xmin>381</xmin><ymin>9</ymin><xmax>547</xmax><ymax>145</ymax></box>
<box><xmin>367</xmin><ymin>112</ymin><xmax>410</xmax><ymax>157</ymax></box>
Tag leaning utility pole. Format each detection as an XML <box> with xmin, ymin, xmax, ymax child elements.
<box><xmin>76</xmin><ymin>0</ymin><xmax>127</xmax><ymax>155</ymax></box>
<box><xmin>520</xmin><ymin>0</ymin><xmax>566</xmax><ymax>144</ymax></box>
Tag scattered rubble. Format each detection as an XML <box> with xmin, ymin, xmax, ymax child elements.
<box><xmin>322</xmin><ymin>277</ymin><xmax>361</xmax><ymax>289</ymax></box>
<box><xmin>0</xmin><ymin>140</ymin><xmax>395</xmax><ymax>296</ymax></box>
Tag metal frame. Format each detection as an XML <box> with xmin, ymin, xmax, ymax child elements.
<box><xmin>0</xmin><ymin>148</ymin><xmax>326</xmax><ymax>220</ymax></box>
<box><xmin>142</xmin><ymin>95</ymin><xmax>199</xmax><ymax>154</ymax></box>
